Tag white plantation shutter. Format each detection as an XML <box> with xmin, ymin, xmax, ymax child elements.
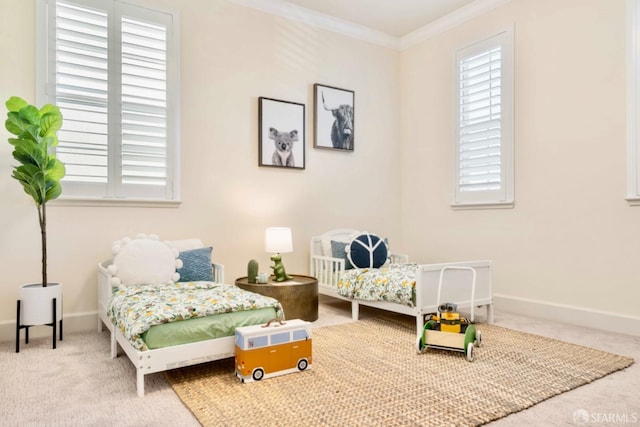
<box><xmin>54</xmin><ymin>1</ymin><xmax>109</xmax><ymax>186</ymax></box>
<box><xmin>38</xmin><ymin>0</ymin><xmax>179</xmax><ymax>202</ymax></box>
<box><xmin>120</xmin><ymin>15</ymin><xmax>168</xmax><ymax>189</ymax></box>
<box><xmin>458</xmin><ymin>47</ymin><xmax>502</xmax><ymax>192</ymax></box>
<box><xmin>454</xmin><ymin>28</ymin><xmax>513</xmax><ymax>208</ymax></box>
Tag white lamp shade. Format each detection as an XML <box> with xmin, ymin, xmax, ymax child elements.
<box><xmin>265</xmin><ymin>227</ymin><xmax>293</xmax><ymax>253</ymax></box>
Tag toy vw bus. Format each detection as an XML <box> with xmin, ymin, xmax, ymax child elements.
<box><xmin>235</xmin><ymin>319</ymin><xmax>312</xmax><ymax>382</ymax></box>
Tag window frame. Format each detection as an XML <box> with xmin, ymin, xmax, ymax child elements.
<box><xmin>628</xmin><ymin>0</ymin><xmax>640</xmax><ymax>206</ymax></box>
<box><xmin>452</xmin><ymin>26</ymin><xmax>514</xmax><ymax>210</ymax></box>
<box><xmin>36</xmin><ymin>0</ymin><xmax>181</xmax><ymax>207</ymax></box>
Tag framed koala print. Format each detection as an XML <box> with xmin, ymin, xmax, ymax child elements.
<box><xmin>258</xmin><ymin>97</ymin><xmax>305</xmax><ymax>170</ymax></box>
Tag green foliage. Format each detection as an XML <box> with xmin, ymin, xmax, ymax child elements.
<box><xmin>5</xmin><ymin>96</ymin><xmax>65</xmax><ymax>206</ymax></box>
<box><xmin>6</xmin><ymin>96</ymin><xmax>66</xmax><ymax>287</ymax></box>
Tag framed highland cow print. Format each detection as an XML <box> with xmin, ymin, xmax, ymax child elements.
<box><xmin>314</xmin><ymin>84</ymin><xmax>355</xmax><ymax>151</ymax></box>
<box><xmin>259</xmin><ymin>97</ymin><xmax>305</xmax><ymax>169</ymax></box>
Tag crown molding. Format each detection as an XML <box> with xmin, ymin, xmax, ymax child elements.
<box><xmin>399</xmin><ymin>0</ymin><xmax>513</xmax><ymax>50</ymax></box>
<box><xmin>226</xmin><ymin>0</ymin><xmax>512</xmax><ymax>51</ymax></box>
<box><xmin>226</xmin><ymin>0</ymin><xmax>400</xmax><ymax>50</ymax></box>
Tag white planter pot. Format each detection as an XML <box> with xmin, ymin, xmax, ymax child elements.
<box><xmin>19</xmin><ymin>282</ymin><xmax>63</xmax><ymax>326</ymax></box>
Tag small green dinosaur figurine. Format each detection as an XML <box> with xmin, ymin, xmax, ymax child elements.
<box><xmin>270</xmin><ymin>254</ymin><xmax>292</xmax><ymax>282</ymax></box>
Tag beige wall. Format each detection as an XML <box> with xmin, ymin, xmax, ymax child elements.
<box><xmin>1</xmin><ymin>0</ymin><xmax>638</xmax><ymax>338</ymax></box>
<box><xmin>400</xmin><ymin>0</ymin><xmax>640</xmax><ymax>318</ymax></box>
<box><xmin>0</xmin><ymin>0</ymin><xmax>401</xmax><ymax>333</ymax></box>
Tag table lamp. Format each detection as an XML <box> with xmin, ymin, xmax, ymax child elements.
<box><xmin>265</xmin><ymin>227</ymin><xmax>293</xmax><ymax>282</ymax></box>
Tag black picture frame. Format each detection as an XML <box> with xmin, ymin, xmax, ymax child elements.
<box><xmin>314</xmin><ymin>83</ymin><xmax>355</xmax><ymax>151</ymax></box>
<box><xmin>259</xmin><ymin>97</ymin><xmax>305</xmax><ymax>169</ymax></box>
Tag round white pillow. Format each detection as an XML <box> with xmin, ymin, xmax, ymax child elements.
<box><xmin>110</xmin><ymin>235</ymin><xmax>181</xmax><ymax>287</ymax></box>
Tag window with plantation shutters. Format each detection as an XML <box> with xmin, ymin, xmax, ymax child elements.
<box><xmin>453</xmin><ymin>28</ymin><xmax>514</xmax><ymax>209</ymax></box>
<box><xmin>37</xmin><ymin>0</ymin><xmax>180</xmax><ymax>204</ymax></box>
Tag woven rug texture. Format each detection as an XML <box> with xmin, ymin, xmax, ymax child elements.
<box><xmin>165</xmin><ymin>316</ymin><xmax>634</xmax><ymax>427</ymax></box>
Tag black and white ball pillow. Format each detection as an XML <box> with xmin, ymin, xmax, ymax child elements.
<box><xmin>346</xmin><ymin>232</ymin><xmax>388</xmax><ymax>269</ymax></box>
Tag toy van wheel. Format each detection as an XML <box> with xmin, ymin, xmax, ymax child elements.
<box><xmin>252</xmin><ymin>368</ymin><xmax>264</xmax><ymax>381</ymax></box>
<box><xmin>297</xmin><ymin>359</ymin><xmax>308</xmax><ymax>371</ymax></box>
<box><xmin>466</xmin><ymin>342</ymin><xmax>474</xmax><ymax>362</ymax></box>
<box><xmin>475</xmin><ymin>330</ymin><xmax>482</xmax><ymax>348</ymax></box>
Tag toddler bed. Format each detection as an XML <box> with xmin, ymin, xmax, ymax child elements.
<box><xmin>97</xmin><ymin>235</ymin><xmax>284</xmax><ymax>397</ymax></box>
<box><xmin>309</xmin><ymin>229</ymin><xmax>493</xmax><ymax>336</ymax></box>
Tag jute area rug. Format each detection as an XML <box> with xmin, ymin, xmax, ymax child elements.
<box><xmin>165</xmin><ymin>316</ymin><xmax>633</xmax><ymax>427</ymax></box>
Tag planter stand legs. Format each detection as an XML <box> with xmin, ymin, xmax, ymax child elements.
<box><xmin>15</xmin><ymin>297</ymin><xmax>63</xmax><ymax>353</ymax></box>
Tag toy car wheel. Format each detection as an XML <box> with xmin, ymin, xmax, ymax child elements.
<box><xmin>297</xmin><ymin>359</ymin><xmax>308</xmax><ymax>371</ymax></box>
<box><xmin>466</xmin><ymin>342</ymin><xmax>474</xmax><ymax>362</ymax></box>
<box><xmin>475</xmin><ymin>330</ymin><xmax>482</xmax><ymax>348</ymax></box>
<box><xmin>252</xmin><ymin>368</ymin><xmax>264</xmax><ymax>381</ymax></box>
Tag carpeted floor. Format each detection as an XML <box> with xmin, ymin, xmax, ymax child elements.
<box><xmin>165</xmin><ymin>315</ymin><xmax>634</xmax><ymax>427</ymax></box>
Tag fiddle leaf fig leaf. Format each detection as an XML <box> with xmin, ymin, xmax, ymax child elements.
<box><xmin>5</xmin><ymin>96</ymin><xmax>28</xmax><ymax>113</ymax></box>
<box><xmin>5</xmin><ymin>112</ymin><xmax>27</xmax><ymax>135</ymax></box>
<box><xmin>40</xmin><ymin>111</ymin><xmax>62</xmax><ymax>137</ymax></box>
<box><xmin>45</xmin><ymin>181</ymin><xmax>63</xmax><ymax>201</ymax></box>
<box><xmin>46</xmin><ymin>158</ymin><xmax>66</xmax><ymax>181</ymax></box>
<box><xmin>19</xmin><ymin>105</ymin><xmax>40</xmax><ymax>126</ymax></box>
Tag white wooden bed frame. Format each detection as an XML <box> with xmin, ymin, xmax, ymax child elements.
<box><xmin>310</xmin><ymin>229</ymin><xmax>494</xmax><ymax>336</ymax></box>
<box><xmin>97</xmin><ymin>239</ymin><xmax>236</xmax><ymax>397</ymax></box>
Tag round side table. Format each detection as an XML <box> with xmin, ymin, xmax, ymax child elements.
<box><xmin>235</xmin><ymin>275</ymin><xmax>318</xmax><ymax>322</ymax></box>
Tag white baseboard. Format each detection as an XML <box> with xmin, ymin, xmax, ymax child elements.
<box><xmin>1</xmin><ymin>311</ymin><xmax>99</xmax><ymax>345</ymax></box>
<box><xmin>494</xmin><ymin>293</ymin><xmax>640</xmax><ymax>337</ymax></box>
<box><xmin>3</xmin><ymin>297</ymin><xmax>639</xmax><ymax>344</ymax></box>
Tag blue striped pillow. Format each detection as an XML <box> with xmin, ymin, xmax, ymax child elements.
<box><xmin>331</xmin><ymin>240</ymin><xmax>355</xmax><ymax>270</ymax></box>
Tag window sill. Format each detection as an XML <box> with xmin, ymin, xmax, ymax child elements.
<box><xmin>451</xmin><ymin>201</ymin><xmax>515</xmax><ymax>210</ymax></box>
<box><xmin>51</xmin><ymin>197</ymin><xmax>182</xmax><ymax>208</ymax></box>
<box><xmin>625</xmin><ymin>196</ymin><xmax>640</xmax><ymax>206</ymax></box>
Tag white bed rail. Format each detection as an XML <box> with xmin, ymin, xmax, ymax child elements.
<box><xmin>310</xmin><ymin>255</ymin><xmax>345</xmax><ymax>288</ymax></box>
<box><xmin>211</xmin><ymin>263</ymin><xmax>225</xmax><ymax>284</ymax></box>
<box><xmin>389</xmin><ymin>253</ymin><xmax>409</xmax><ymax>264</ymax></box>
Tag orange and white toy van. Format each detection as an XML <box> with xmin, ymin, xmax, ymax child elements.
<box><xmin>235</xmin><ymin>319</ymin><xmax>312</xmax><ymax>383</ymax></box>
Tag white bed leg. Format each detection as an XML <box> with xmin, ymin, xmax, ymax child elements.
<box><xmin>486</xmin><ymin>304</ymin><xmax>494</xmax><ymax>324</ymax></box>
<box><xmin>137</xmin><ymin>371</ymin><xmax>145</xmax><ymax>397</ymax></box>
<box><xmin>111</xmin><ymin>332</ymin><xmax>117</xmax><ymax>359</ymax></box>
<box><xmin>98</xmin><ymin>317</ymin><xmax>103</xmax><ymax>333</ymax></box>
<box><xmin>416</xmin><ymin>314</ymin><xmax>424</xmax><ymax>338</ymax></box>
<box><xmin>351</xmin><ymin>300</ymin><xmax>359</xmax><ymax>320</ymax></box>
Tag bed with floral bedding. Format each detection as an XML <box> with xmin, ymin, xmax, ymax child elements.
<box><xmin>336</xmin><ymin>264</ymin><xmax>419</xmax><ymax>307</ymax></box>
<box><xmin>98</xmin><ymin>235</ymin><xmax>283</xmax><ymax>397</ymax></box>
<box><xmin>108</xmin><ymin>281</ymin><xmax>283</xmax><ymax>351</ymax></box>
<box><xmin>310</xmin><ymin>229</ymin><xmax>494</xmax><ymax>337</ymax></box>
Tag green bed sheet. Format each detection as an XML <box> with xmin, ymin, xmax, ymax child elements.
<box><xmin>141</xmin><ymin>307</ymin><xmax>277</xmax><ymax>349</ymax></box>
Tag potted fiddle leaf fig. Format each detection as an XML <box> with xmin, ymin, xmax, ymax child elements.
<box><xmin>5</xmin><ymin>96</ymin><xmax>65</xmax><ymax>343</ymax></box>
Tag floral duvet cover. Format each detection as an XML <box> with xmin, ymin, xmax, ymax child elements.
<box><xmin>109</xmin><ymin>281</ymin><xmax>284</xmax><ymax>350</ymax></box>
<box><xmin>336</xmin><ymin>263</ymin><xmax>418</xmax><ymax>307</ymax></box>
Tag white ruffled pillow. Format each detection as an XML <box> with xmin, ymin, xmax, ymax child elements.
<box><xmin>107</xmin><ymin>234</ymin><xmax>182</xmax><ymax>288</ymax></box>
